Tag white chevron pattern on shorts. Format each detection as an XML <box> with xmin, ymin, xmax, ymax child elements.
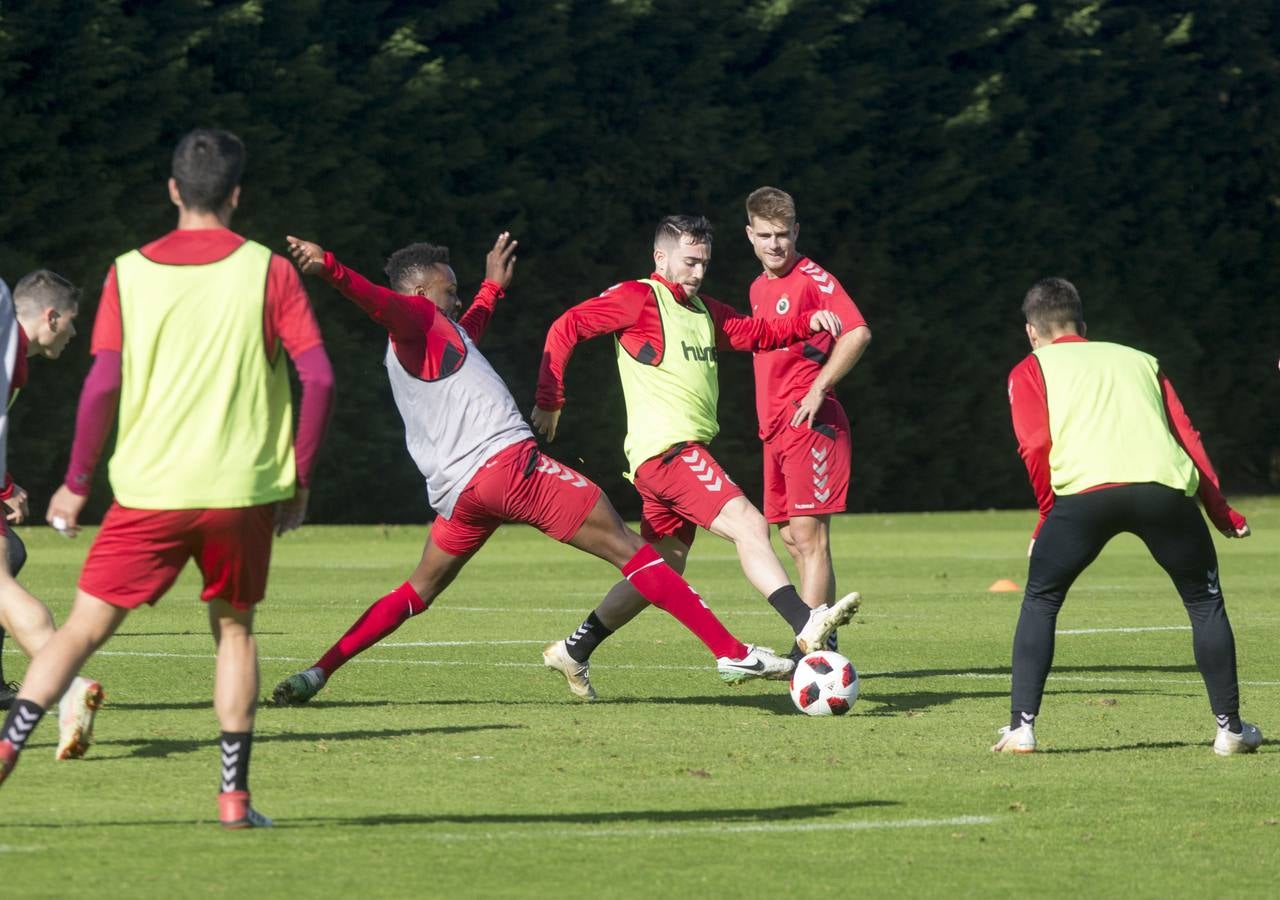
<box><xmin>681</xmin><ymin>450</ymin><xmax>701</xmax><ymax>465</ymax></box>
<box><xmin>537</xmin><ymin>457</ymin><xmax>588</xmax><ymax>488</ymax></box>
<box><xmin>811</xmin><ymin>447</ymin><xmax>829</xmax><ymax>461</ymax></box>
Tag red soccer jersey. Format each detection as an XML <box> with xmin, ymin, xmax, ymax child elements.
<box><xmin>91</xmin><ymin>228</ymin><xmax>323</xmax><ymax>358</ymax></box>
<box><xmin>537</xmin><ymin>272</ymin><xmax>813</xmax><ymax>410</ymax></box>
<box><xmin>318</xmin><ymin>251</ymin><xmax>502</xmax><ymax>379</ymax></box>
<box><xmin>67</xmin><ymin>227</ymin><xmax>335</xmax><ymax>494</ymax></box>
<box><xmin>1007</xmin><ymin>334</ymin><xmax>1245</xmax><ymax>536</ymax></box>
<box><xmin>749</xmin><ymin>256</ymin><xmax>867</xmax><ymax>439</ymax></box>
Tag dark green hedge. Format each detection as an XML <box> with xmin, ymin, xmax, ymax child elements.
<box><xmin>2</xmin><ymin>0</ymin><xmax>1276</xmax><ymax>522</ymax></box>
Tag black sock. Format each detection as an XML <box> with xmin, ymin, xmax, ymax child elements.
<box><xmin>219</xmin><ymin>732</ymin><xmax>252</xmax><ymax>794</ymax></box>
<box><xmin>767</xmin><ymin>585</ymin><xmax>811</xmax><ymax>634</ymax></box>
<box><xmin>1010</xmin><ymin>710</ymin><xmax>1036</xmax><ymax>731</ymax></box>
<box><xmin>1216</xmin><ymin>714</ymin><xmax>1243</xmax><ymax>734</ymax></box>
<box><xmin>2</xmin><ymin>699</ymin><xmax>47</xmax><ymax>751</ymax></box>
<box><xmin>565</xmin><ymin>612</ymin><xmax>613</xmax><ymax>664</ymax></box>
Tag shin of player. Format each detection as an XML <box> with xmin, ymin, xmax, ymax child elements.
<box><xmin>0</xmin><ymin>130</ymin><xmax>335</xmax><ymax>829</ymax></box>
<box><xmin>274</xmin><ymin>236</ymin><xmax>787</xmax><ymax>706</ymax></box>
<box><xmin>0</xmin><ymin>270</ymin><xmax>105</xmax><ymax>756</ymax></box>
<box><xmin>994</xmin><ymin>277</ymin><xmax>1257</xmax><ymax>756</ymax></box>
<box><xmin>533</xmin><ymin>216</ymin><xmax>858</xmax><ymax>698</ymax></box>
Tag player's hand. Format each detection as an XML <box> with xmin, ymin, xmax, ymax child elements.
<box><xmin>484</xmin><ymin>231</ymin><xmax>518</xmax><ymax>291</ymax></box>
<box><xmin>808</xmin><ymin>309</ymin><xmax>843</xmax><ymax>337</ymax></box>
<box><xmin>3</xmin><ymin>484</ymin><xmax>29</xmax><ymax>524</ymax></box>
<box><xmin>275</xmin><ymin>487</ymin><xmax>310</xmax><ymax>537</ymax></box>
<box><xmin>1219</xmin><ymin>509</ymin><xmax>1251</xmax><ymax>539</ymax></box>
<box><xmin>285</xmin><ymin>236</ymin><xmax>326</xmax><ymax>275</ymax></box>
<box><xmin>532</xmin><ymin>406</ymin><xmax>561</xmax><ymax>442</ymax></box>
<box><xmin>47</xmin><ymin>484</ymin><xmax>88</xmax><ymax>538</ymax></box>
<box><xmin>790</xmin><ymin>385</ymin><xmax>826</xmax><ymax>428</ymax></box>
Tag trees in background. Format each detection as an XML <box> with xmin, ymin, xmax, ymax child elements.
<box><xmin>1</xmin><ymin>0</ymin><xmax>1275</xmax><ymax>522</ymax></box>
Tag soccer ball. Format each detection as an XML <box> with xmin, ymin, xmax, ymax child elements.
<box><xmin>789</xmin><ymin>651</ymin><xmax>858</xmax><ymax>716</ymax></box>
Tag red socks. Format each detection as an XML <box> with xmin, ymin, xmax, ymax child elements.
<box><xmin>315</xmin><ymin>582</ymin><xmax>428</xmax><ymax>677</ymax></box>
<box><xmin>622</xmin><ymin>544</ymin><xmax>748</xmax><ymax>660</ymax></box>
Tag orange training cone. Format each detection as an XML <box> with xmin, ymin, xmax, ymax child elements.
<box><xmin>988</xmin><ymin>579</ymin><xmax>1021</xmax><ymax>592</ymax></box>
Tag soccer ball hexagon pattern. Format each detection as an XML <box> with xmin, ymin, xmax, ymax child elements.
<box><xmin>789</xmin><ymin>651</ymin><xmax>859</xmax><ymax>716</ymax></box>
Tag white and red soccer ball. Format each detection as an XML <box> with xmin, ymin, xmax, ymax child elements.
<box><xmin>789</xmin><ymin>651</ymin><xmax>858</xmax><ymax>716</ymax></box>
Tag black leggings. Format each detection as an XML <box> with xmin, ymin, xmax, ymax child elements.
<box><xmin>6</xmin><ymin>528</ymin><xmax>26</xmax><ymax>577</ymax></box>
<box><xmin>1011</xmin><ymin>483</ymin><xmax>1238</xmax><ymax>718</ymax></box>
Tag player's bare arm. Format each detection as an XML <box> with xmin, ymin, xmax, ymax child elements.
<box><xmin>484</xmin><ymin>232</ymin><xmax>518</xmax><ymax>291</ymax></box>
<box><xmin>791</xmin><ymin>323</ymin><xmax>870</xmax><ymax>427</ymax></box>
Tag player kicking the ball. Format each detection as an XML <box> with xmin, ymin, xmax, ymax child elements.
<box><xmin>0</xmin><ymin>270</ymin><xmax>107</xmax><ymax>759</ymax></box>
<box><xmin>534</xmin><ymin>215</ymin><xmax>859</xmax><ymax>701</ymax></box>
<box><xmin>996</xmin><ymin>277</ymin><xmax>1258</xmax><ymax>755</ymax></box>
<box><xmin>0</xmin><ymin>129</ymin><xmax>336</xmax><ymax>830</ymax></box>
<box><xmin>273</xmin><ymin>233</ymin><xmax>791</xmax><ymax>707</ymax></box>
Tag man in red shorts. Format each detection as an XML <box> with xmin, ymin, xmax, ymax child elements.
<box><xmin>271</xmin><ymin>233</ymin><xmax>791</xmax><ymax>707</ymax></box>
<box><xmin>744</xmin><ymin>187</ymin><xmax>872</xmax><ymax>648</ymax></box>
<box><xmin>534</xmin><ymin>215</ymin><xmax>860</xmax><ymax>700</ymax></box>
<box><xmin>0</xmin><ymin>129</ymin><xmax>336</xmax><ymax>830</ymax></box>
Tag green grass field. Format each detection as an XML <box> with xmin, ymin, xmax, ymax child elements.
<box><xmin>2</xmin><ymin>500</ymin><xmax>1277</xmax><ymax>898</ymax></box>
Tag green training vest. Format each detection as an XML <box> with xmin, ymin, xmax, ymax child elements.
<box><xmin>615</xmin><ymin>279</ymin><xmax>720</xmax><ymax>476</ymax></box>
<box><xmin>1034</xmin><ymin>341</ymin><xmax>1198</xmax><ymax>497</ymax></box>
<box><xmin>110</xmin><ymin>240</ymin><xmax>295</xmax><ymax>508</ymax></box>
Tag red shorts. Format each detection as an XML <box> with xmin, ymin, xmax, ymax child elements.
<box><xmin>633</xmin><ymin>442</ymin><xmax>744</xmax><ymax>546</ymax></box>
<box><xmin>431</xmin><ymin>439</ymin><xmax>601</xmax><ymax>557</ymax></box>
<box><xmin>79</xmin><ymin>503</ymin><xmax>275</xmax><ymax>611</ymax></box>
<box><xmin>762</xmin><ymin>398</ymin><xmax>851</xmax><ymax>524</ymax></box>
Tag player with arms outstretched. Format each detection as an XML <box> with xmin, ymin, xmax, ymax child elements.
<box><xmin>743</xmin><ymin>187</ymin><xmax>872</xmax><ymax>648</ymax></box>
<box><xmin>534</xmin><ymin>215</ymin><xmax>859</xmax><ymax>701</ymax></box>
<box><xmin>996</xmin><ymin>277</ymin><xmax>1258</xmax><ymax>755</ymax></box>
<box><xmin>0</xmin><ymin>129</ymin><xmax>336</xmax><ymax>829</ymax></box>
<box><xmin>272</xmin><ymin>233</ymin><xmax>791</xmax><ymax>707</ymax></box>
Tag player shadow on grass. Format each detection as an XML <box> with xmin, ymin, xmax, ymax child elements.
<box><xmin>859</xmin><ymin>686</ymin><xmax>1170</xmax><ymax>717</ymax></box>
<box><xmin>294</xmin><ymin>798</ymin><xmax>900</xmax><ymax>829</ymax></box>
<box><xmin>9</xmin><ymin>799</ymin><xmax>901</xmax><ymax>830</ymax></box>
<box><xmin>87</xmin><ymin>724</ymin><xmax>522</xmax><ymax>760</ymax></box>
<box><xmin>1036</xmin><ymin>740</ymin><xmax>1204</xmax><ymax>754</ymax></box>
<box><xmin>874</xmin><ymin>664</ymin><xmax>1200</xmax><ymax>679</ymax></box>
<box><xmin>109</xmin><ymin>631</ymin><xmax>286</xmax><ymax>637</ymax></box>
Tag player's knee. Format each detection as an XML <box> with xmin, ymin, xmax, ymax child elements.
<box><xmin>788</xmin><ymin>523</ymin><xmax>829</xmax><ymax>560</ymax></box>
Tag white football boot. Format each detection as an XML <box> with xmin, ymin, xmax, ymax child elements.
<box><xmin>795</xmin><ymin>592</ymin><xmax>862</xmax><ymax>655</ymax></box>
<box><xmin>992</xmin><ymin>723</ymin><xmax>1037</xmax><ymax>753</ymax></box>
<box><xmin>717</xmin><ymin>645</ymin><xmax>795</xmax><ymax>683</ymax></box>
<box><xmin>56</xmin><ymin>677</ymin><xmax>106</xmax><ymax>760</ymax></box>
<box><xmin>543</xmin><ymin>640</ymin><xmax>596</xmax><ymax>700</ymax></box>
<box><xmin>1213</xmin><ymin>721</ymin><xmax>1262</xmax><ymax>756</ymax></box>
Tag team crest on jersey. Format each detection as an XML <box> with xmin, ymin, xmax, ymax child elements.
<box><xmin>775</xmin><ymin>295</ymin><xmax>791</xmax><ymax>314</ymax></box>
